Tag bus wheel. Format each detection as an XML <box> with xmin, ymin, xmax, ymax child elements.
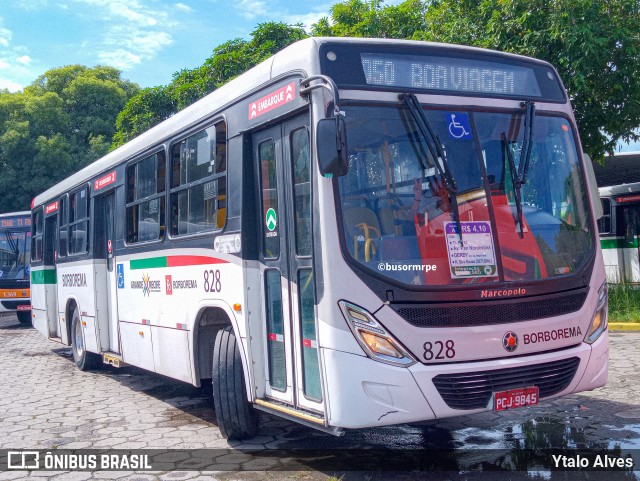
<box><xmin>71</xmin><ymin>307</ymin><xmax>101</xmax><ymax>371</ymax></box>
<box><xmin>212</xmin><ymin>326</ymin><xmax>258</xmax><ymax>440</ymax></box>
<box><xmin>17</xmin><ymin>311</ymin><xmax>31</xmax><ymax>325</ymax></box>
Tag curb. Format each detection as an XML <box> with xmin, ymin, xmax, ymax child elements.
<box><xmin>609</xmin><ymin>322</ymin><xmax>640</xmax><ymax>331</ymax></box>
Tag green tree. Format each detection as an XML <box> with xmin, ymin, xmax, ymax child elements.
<box><xmin>312</xmin><ymin>0</ymin><xmax>427</xmax><ymax>38</ymax></box>
<box><xmin>111</xmin><ymin>86</ymin><xmax>174</xmax><ymax>147</ymax></box>
<box><xmin>112</xmin><ymin>22</ymin><xmax>308</xmax><ymax>148</ymax></box>
<box><xmin>419</xmin><ymin>0</ymin><xmax>640</xmax><ymax>160</ymax></box>
<box><xmin>0</xmin><ymin>66</ymin><xmax>139</xmax><ymax>212</ymax></box>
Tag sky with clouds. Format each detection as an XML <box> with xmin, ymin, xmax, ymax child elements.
<box><xmin>0</xmin><ymin>0</ymin><xmax>334</xmax><ymax>92</ymax></box>
<box><xmin>0</xmin><ymin>0</ymin><xmax>637</xmax><ymax>151</ymax></box>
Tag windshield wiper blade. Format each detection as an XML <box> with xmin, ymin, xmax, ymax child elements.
<box><xmin>399</xmin><ymin>93</ymin><xmax>457</xmax><ymax>193</ymax></box>
<box><xmin>501</xmin><ymin>101</ymin><xmax>536</xmax><ymax>238</ymax></box>
<box><xmin>3</xmin><ymin>230</ymin><xmax>17</xmax><ymax>255</ymax></box>
<box><xmin>518</xmin><ymin>100</ymin><xmax>535</xmax><ymax>185</ymax></box>
<box><xmin>399</xmin><ymin>92</ymin><xmax>463</xmax><ymax>240</ymax></box>
<box><xmin>502</xmin><ymin>132</ymin><xmax>524</xmax><ymax>237</ymax></box>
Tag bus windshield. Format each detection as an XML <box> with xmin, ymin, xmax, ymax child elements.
<box><xmin>0</xmin><ymin>229</ymin><xmax>31</xmax><ymax>281</ymax></box>
<box><xmin>337</xmin><ymin>104</ymin><xmax>593</xmax><ymax>286</ymax></box>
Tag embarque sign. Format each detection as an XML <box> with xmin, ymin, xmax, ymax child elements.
<box><xmin>248</xmin><ymin>82</ymin><xmax>296</xmax><ymax>120</ymax></box>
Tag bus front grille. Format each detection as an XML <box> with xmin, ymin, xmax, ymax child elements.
<box><xmin>394</xmin><ymin>289</ymin><xmax>587</xmax><ymax>327</ymax></box>
<box><xmin>432</xmin><ymin>357</ymin><xmax>580</xmax><ymax>410</ymax></box>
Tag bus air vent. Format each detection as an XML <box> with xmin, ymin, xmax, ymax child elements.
<box><xmin>394</xmin><ymin>289</ymin><xmax>587</xmax><ymax>327</ymax></box>
<box><xmin>432</xmin><ymin>356</ymin><xmax>580</xmax><ymax>410</ymax></box>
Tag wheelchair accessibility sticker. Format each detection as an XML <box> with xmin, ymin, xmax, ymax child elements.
<box><xmin>446</xmin><ymin>112</ymin><xmax>472</xmax><ymax>140</ymax></box>
<box><xmin>117</xmin><ymin>263</ymin><xmax>125</xmax><ymax>289</ymax></box>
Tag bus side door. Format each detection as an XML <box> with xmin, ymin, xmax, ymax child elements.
<box><xmin>43</xmin><ymin>213</ymin><xmax>61</xmax><ymax>339</ymax></box>
<box><xmin>251</xmin><ymin>114</ymin><xmax>324</xmax><ymax>413</ymax></box>
<box><xmin>94</xmin><ymin>191</ymin><xmax>120</xmax><ymax>354</ymax></box>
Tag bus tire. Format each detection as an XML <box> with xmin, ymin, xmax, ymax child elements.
<box><xmin>71</xmin><ymin>307</ymin><xmax>101</xmax><ymax>371</ymax></box>
<box><xmin>212</xmin><ymin>326</ymin><xmax>258</xmax><ymax>440</ymax></box>
<box><xmin>17</xmin><ymin>311</ymin><xmax>31</xmax><ymax>325</ymax></box>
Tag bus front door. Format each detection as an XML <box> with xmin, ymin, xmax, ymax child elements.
<box><xmin>43</xmin><ymin>215</ymin><xmax>61</xmax><ymax>339</ymax></box>
<box><xmin>94</xmin><ymin>192</ymin><xmax>120</xmax><ymax>355</ymax></box>
<box><xmin>252</xmin><ymin>115</ymin><xmax>324</xmax><ymax>414</ymax></box>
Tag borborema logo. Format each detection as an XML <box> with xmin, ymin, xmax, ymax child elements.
<box><xmin>503</xmin><ymin>331</ymin><xmax>518</xmax><ymax>352</ymax></box>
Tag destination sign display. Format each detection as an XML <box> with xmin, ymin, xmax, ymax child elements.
<box><xmin>616</xmin><ymin>194</ymin><xmax>640</xmax><ymax>204</ymax></box>
<box><xmin>0</xmin><ymin>216</ymin><xmax>30</xmax><ymax>228</ymax></box>
<box><xmin>360</xmin><ymin>53</ymin><xmax>542</xmax><ymax>97</ymax></box>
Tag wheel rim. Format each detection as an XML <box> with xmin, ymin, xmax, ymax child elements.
<box><xmin>74</xmin><ymin>317</ymin><xmax>84</xmax><ymax>358</ymax></box>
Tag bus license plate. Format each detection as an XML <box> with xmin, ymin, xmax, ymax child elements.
<box><xmin>493</xmin><ymin>386</ymin><xmax>539</xmax><ymax>411</ymax></box>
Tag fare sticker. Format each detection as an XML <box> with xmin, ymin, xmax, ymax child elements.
<box><xmin>445</xmin><ymin>221</ymin><xmax>498</xmax><ymax>279</ymax></box>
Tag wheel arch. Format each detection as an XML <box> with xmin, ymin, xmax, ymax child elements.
<box><xmin>63</xmin><ymin>296</ymin><xmax>81</xmax><ymax>346</ymax></box>
<box><xmin>191</xmin><ymin>302</ymin><xmax>253</xmax><ymax>400</ymax></box>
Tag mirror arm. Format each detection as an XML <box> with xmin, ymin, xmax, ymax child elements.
<box><xmin>300</xmin><ymin>75</ymin><xmax>341</xmax><ymax>118</ymax></box>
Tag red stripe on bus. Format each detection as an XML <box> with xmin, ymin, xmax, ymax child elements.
<box><xmin>166</xmin><ymin>255</ymin><xmax>228</xmax><ymax>267</ymax></box>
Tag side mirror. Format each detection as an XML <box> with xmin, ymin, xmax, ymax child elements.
<box><xmin>317</xmin><ymin>117</ymin><xmax>348</xmax><ymax>177</ymax></box>
<box><xmin>583</xmin><ymin>153</ymin><xmax>603</xmax><ymax>220</ymax></box>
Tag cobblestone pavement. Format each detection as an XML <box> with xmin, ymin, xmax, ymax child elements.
<box><xmin>1</xmin><ymin>314</ymin><xmax>639</xmax><ymax>481</ymax></box>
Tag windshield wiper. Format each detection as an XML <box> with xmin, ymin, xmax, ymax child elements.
<box><xmin>2</xmin><ymin>230</ymin><xmax>17</xmax><ymax>256</ymax></box>
<box><xmin>519</xmin><ymin>100</ymin><xmax>535</xmax><ymax>185</ymax></box>
<box><xmin>502</xmin><ymin>100</ymin><xmax>536</xmax><ymax>238</ymax></box>
<box><xmin>399</xmin><ymin>92</ymin><xmax>463</xmax><ymax>240</ymax></box>
<box><xmin>502</xmin><ymin>133</ymin><xmax>524</xmax><ymax>237</ymax></box>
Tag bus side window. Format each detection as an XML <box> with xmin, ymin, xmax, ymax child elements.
<box><xmin>31</xmin><ymin>210</ymin><xmax>44</xmax><ymax>262</ymax></box>
<box><xmin>598</xmin><ymin>198</ymin><xmax>611</xmax><ymax>235</ymax></box>
<box><xmin>623</xmin><ymin>206</ymin><xmax>640</xmax><ymax>245</ymax></box>
<box><xmin>59</xmin><ymin>196</ymin><xmax>68</xmax><ymax>257</ymax></box>
<box><xmin>126</xmin><ymin>152</ymin><xmax>166</xmax><ymax>243</ymax></box>
<box><xmin>290</xmin><ymin>127</ymin><xmax>311</xmax><ymax>256</ymax></box>
<box><xmin>170</xmin><ymin>120</ymin><xmax>227</xmax><ymax>236</ymax></box>
<box><xmin>69</xmin><ymin>187</ymin><xmax>89</xmax><ymax>254</ymax></box>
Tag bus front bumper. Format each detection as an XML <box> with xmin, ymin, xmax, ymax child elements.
<box><xmin>322</xmin><ymin>330</ymin><xmax>608</xmax><ymax>429</ymax></box>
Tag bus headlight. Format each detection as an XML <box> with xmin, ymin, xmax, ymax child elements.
<box><xmin>339</xmin><ymin>301</ymin><xmax>416</xmax><ymax>367</ymax></box>
<box><xmin>585</xmin><ymin>282</ymin><xmax>608</xmax><ymax>344</ymax></box>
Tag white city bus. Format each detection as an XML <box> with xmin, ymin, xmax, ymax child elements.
<box><xmin>599</xmin><ymin>181</ymin><xmax>640</xmax><ymax>283</ymax></box>
<box><xmin>31</xmin><ymin>38</ymin><xmax>609</xmax><ymax>440</ymax></box>
<box><xmin>0</xmin><ymin>211</ymin><xmax>32</xmax><ymax>324</ymax></box>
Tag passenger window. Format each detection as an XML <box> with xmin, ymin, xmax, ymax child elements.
<box><xmin>259</xmin><ymin>139</ymin><xmax>279</xmax><ymax>259</ymax></box>
<box><xmin>170</xmin><ymin>121</ymin><xmax>227</xmax><ymax>236</ymax></box>
<box><xmin>31</xmin><ymin>210</ymin><xmax>44</xmax><ymax>262</ymax></box>
<box><xmin>290</xmin><ymin>128</ymin><xmax>311</xmax><ymax>257</ymax></box>
<box><xmin>126</xmin><ymin>153</ymin><xmax>166</xmax><ymax>243</ymax></box>
<box><xmin>69</xmin><ymin>187</ymin><xmax>89</xmax><ymax>254</ymax></box>
<box><xmin>623</xmin><ymin>206</ymin><xmax>640</xmax><ymax>244</ymax></box>
<box><xmin>598</xmin><ymin>198</ymin><xmax>611</xmax><ymax>235</ymax></box>
<box><xmin>59</xmin><ymin>197</ymin><xmax>68</xmax><ymax>258</ymax></box>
